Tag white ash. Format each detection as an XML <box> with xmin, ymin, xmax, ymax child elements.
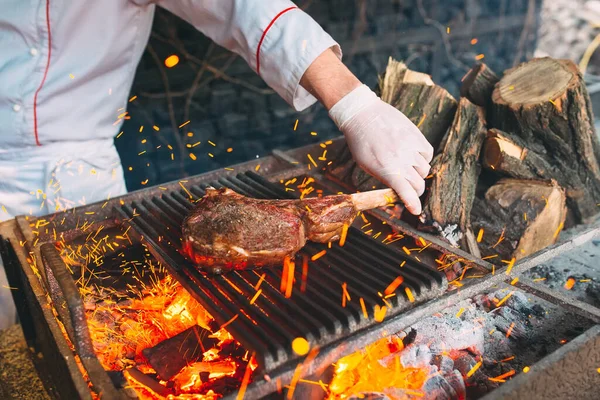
<box><xmin>421</xmin><ymin>221</ymin><xmax>462</xmax><ymax>248</ymax></box>
<box><xmin>351</xmin><ymin>286</ymin><xmax>594</xmax><ymax>399</ymax></box>
<box><xmin>401</xmin><ymin>315</ymin><xmax>485</xmax><ymax>358</ymax></box>
<box><xmin>524</xmin><ymin>224</ymin><xmax>600</xmax><ymax>308</ymax></box>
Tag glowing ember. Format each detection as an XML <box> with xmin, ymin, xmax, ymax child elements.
<box><xmin>83</xmin><ymin>275</ymin><xmax>256</xmax><ymax>398</ymax></box>
<box><xmin>165</xmin><ymin>55</ymin><xmax>180</xmax><ymax>68</ymax></box>
<box><xmin>564</xmin><ymin>277</ymin><xmax>576</xmax><ymax>290</ymax></box>
<box><xmin>292</xmin><ymin>337</ymin><xmax>310</xmax><ymax>356</ymax></box>
<box><xmin>327</xmin><ymin>336</ymin><xmax>428</xmax><ymax>399</ymax></box>
<box><xmin>57</xmin><ymin>227</ymin><xmax>256</xmax><ymax>399</ymax></box>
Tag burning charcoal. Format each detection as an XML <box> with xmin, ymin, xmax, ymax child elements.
<box><xmin>172</xmin><ymin>361</ymin><xmax>237</xmax><ymax>393</ymax></box>
<box><xmin>125</xmin><ymin>367</ymin><xmax>174</xmax><ymax>397</ymax></box>
<box><xmin>504</xmin><ymin>291</ymin><xmax>534</xmax><ymax>315</ymax></box>
<box><xmin>473</xmin><ymin>294</ymin><xmax>493</xmax><ymax>310</ymax></box>
<box><xmin>106</xmin><ymin>370</ymin><xmax>127</xmax><ymax>388</ymax></box>
<box><xmin>491</xmin><ymin>314</ymin><xmax>527</xmax><ymax>341</ymax></box>
<box><xmin>218</xmin><ymin>339</ymin><xmax>246</xmax><ymax>358</ymax></box>
<box><xmin>444</xmin><ymin>261</ymin><xmax>465</xmax><ymax>283</ymax></box>
<box><xmin>199</xmin><ymin>375</ymin><xmax>242</xmax><ymax>395</ymax></box>
<box><xmin>432</xmin><ymin>354</ymin><xmax>454</xmax><ymax>373</ymax></box>
<box><xmin>142</xmin><ymin>325</ymin><xmax>218</xmax><ymax>380</ymax></box>
<box><xmin>442</xmin><ymin>370</ymin><xmax>466</xmax><ymax>400</ymax></box>
<box><xmin>453</xmin><ymin>352</ymin><xmax>484</xmax><ymax>383</ymax></box>
<box><xmin>421</xmin><ymin>370</ymin><xmax>456</xmax><ymax>400</ymax></box>
<box><xmin>401</xmin><ymin>328</ymin><xmax>417</xmax><ymax>346</ymax></box>
<box><xmin>497</xmin><ymin>306</ymin><xmax>530</xmax><ymax>327</ymax></box>
<box><xmin>208</xmin><ymin>319</ymin><xmax>220</xmax><ymax>333</ymax></box>
<box><xmin>349</xmin><ymin>393</ymin><xmax>390</xmax><ymax>400</ymax></box>
<box><xmin>399</xmin><ymin>344</ymin><xmax>432</xmax><ymax>368</ymax></box>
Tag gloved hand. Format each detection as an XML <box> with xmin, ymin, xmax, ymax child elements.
<box><xmin>329</xmin><ymin>84</ymin><xmax>434</xmax><ymax>215</ymax></box>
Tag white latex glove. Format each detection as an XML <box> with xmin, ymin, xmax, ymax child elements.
<box><xmin>329</xmin><ymin>85</ymin><xmax>434</xmax><ymax>215</ymax></box>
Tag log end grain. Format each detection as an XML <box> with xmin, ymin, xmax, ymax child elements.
<box><xmin>471</xmin><ymin>178</ymin><xmax>567</xmax><ymax>260</ymax></box>
<box><xmin>493</xmin><ymin>58</ymin><xmax>576</xmax><ymax>108</ymax></box>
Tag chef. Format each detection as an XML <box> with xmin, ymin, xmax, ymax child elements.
<box><xmin>0</xmin><ymin>1</ymin><xmax>432</xmax><ymax>328</ymax></box>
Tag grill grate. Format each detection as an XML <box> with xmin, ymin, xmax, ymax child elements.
<box><xmin>114</xmin><ymin>171</ymin><xmax>447</xmax><ymax>373</ymax></box>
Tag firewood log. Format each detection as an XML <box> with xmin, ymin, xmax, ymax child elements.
<box><xmin>460</xmin><ymin>63</ymin><xmax>500</xmax><ymax>108</ymax></box>
<box><xmin>420</xmin><ymin>98</ymin><xmax>488</xmax><ymax>251</ymax></box>
<box><xmin>470</xmin><ymin>179</ymin><xmax>567</xmax><ymax>261</ymax></box>
<box><xmin>142</xmin><ymin>325</ymin><xmax>218</xmax><ymax>380</ymax></box>
<box><xmin>379</xmin><ymin>58</ymin><xmax>458</xmax><ymax>148</ymax></box>
<box><xmin>482</xmin><ymin>128</ymin><xmax>553</xmax><ymax>180</ymax></box>
<box><xmin>329</xmin><ymin>58</ymin><xmax>457</xmax><ymax>192</ymax></box>
<box><xmin>489</xmin><ymin>57</ymin><xmax>600</xmax><ymax>223</ymax></box>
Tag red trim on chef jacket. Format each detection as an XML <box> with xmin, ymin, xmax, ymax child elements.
<box><xmin>33</xmin><ymin>0</ymin><xmax>53</xmax><ymax>146</ymax></box>
<box><xmin>256</xmin><ymin>6</ymin><xmax>298</xmax><ymax>75</ymax></box>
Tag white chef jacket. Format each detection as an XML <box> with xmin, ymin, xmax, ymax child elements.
<box><xmin>0</xmin><ymin>0</ymin><xmax>341</xmax><ymax>328</ymax></box>
<box><xmin>0</xmin><ymin>0</ymin><xmax>341</xmax><ymax>220</ymax></box>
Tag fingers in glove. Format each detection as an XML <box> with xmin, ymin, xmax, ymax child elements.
<box><xmin>404</xmin><ymin>116</ymin><xmax>434</xmax><ymax>162</ymax></box>
<box><xmin>418</xmin><ymin>139</ymin><xmax>434</xmax><ymax>163</ymax></box>
<box><xmin>413</xmin><ymin>153</ymin><xmax>431</xmax><ymax>179</ymax></box>
<box><xmin>404</xmin><ymin>167</ymin><xmax>426</xmax><ymax>196</ymax></box>
<box><xmin>384</xmin><ymin>174</ymin><xmax>422</xmax><ymax>215</ymax></box>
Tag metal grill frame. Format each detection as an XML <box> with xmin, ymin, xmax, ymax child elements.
<box><xmin>1</xmin><ymin>139</ymin><xmax>600</xmax><ymax>399</ymax></box>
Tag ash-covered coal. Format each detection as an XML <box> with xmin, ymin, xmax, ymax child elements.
<box><xmin>335</xmin><ymin>285</ymin><xmax>590</xmax><ymax>400</ymax></box>
<box><xmin>524</xmin><ymin>233</ymin><xmax>600</xmax><ymax>308</ymax></box>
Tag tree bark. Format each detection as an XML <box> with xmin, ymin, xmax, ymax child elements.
<box><xmin>490</xmin><ymin>57</ymin><xmax>600</xmax><ymax>223</ymax></box>
<box><xmin>470</xmin><ymin>179</ymin><xmax>567</xmax><ymax>261</ymax></box>
<box><xmin>460</xmin><ymin>63</ymin><xmax>500</xmax><ymax>107</ymax></box>
<box><xmin>379</xmin><ymin>57</ymin><xmax>458</xmax><ymax>149</ymax></box>
<box><xmin>482</xmin><ymin>128</ymin><xmax>556</xmax><ymax>180</ymax></box>
<box><xmin>420</xmin><ymin>98</ymin><xmax>488</xmax><ymax>248</ymax></box>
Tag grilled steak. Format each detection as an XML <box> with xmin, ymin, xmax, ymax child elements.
<box><xmin>182</xmin><ymin>188</ymin><xmax>358</xmax><ymax>273</ymax></box>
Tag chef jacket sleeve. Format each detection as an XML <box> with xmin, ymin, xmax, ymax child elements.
<box><xmin>156</xmin><ymin>0</ymin><xmax>342</xmax><ymax>111</ymax></box>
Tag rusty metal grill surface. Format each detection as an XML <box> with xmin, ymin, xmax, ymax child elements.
<box><xmin>114</xmin><ymin>171</ymin><xmax>447</xmax><ymax>374</ymax></box>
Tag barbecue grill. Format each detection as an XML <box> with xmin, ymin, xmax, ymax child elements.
<box><xmin>116</xmin><ymin>170</ymin><xmax>447</xmax><ymax>374</ymax></box>
<box><xmin>1</xmin><ymin>138</ymin><xmax>600</xmax><ymax>399</ymax></box>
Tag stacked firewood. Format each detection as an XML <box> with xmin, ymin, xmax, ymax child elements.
<box><xmin>329</xmin><ymin>57</ymin><xmax>600</xmax><ymax>261</ymax></box>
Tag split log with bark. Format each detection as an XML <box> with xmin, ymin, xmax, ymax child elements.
<box><xmin>470</xmin><ymin>179</ymin><xmax>567</xmax><ymax>261</ymax></box>
<box><xmin>460</xmin><ymin>63</ymin><xmax>500</xmax><ymax>108</ymax></box>
<box><xmin>379</xmin><ymin>58</ymin><xmax>458</xmax><ymax>148</ymax></box>
<box><xmin>422</xmin><ymin>58</ymin><xmax>599</xmax><ymax>259</ymax></box>
<box><xmin>488</xmin><ymin>57</ymin><xmax>600</xmax><ymax>223</ymax></box>
<box><xmin>420</xmin><ymin>98</ymin><xmax>488</xmax><ymax>255</ymax></box>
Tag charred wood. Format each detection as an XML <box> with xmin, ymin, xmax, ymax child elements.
<box><xmin>420</xmin><ymin>98</ymin><xmax>488</xmax><ymax>248</ymax></box>
<box><xmin>124</xmin><ymin>367</ymin><xmax>174</xmax><ymax>397</ymax></box>
<box><xmin>141</xmin><ymin>325</ymin><xmax>218</xmax><ymax>380</ymax></box>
